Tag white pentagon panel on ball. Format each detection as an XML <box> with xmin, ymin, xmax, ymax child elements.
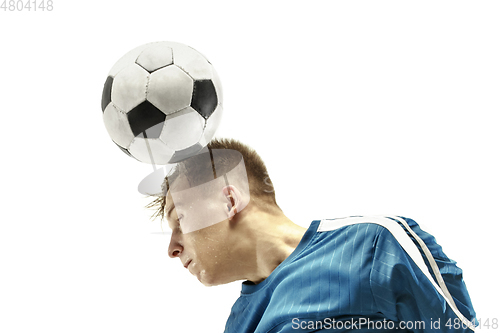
<box><xmin>108</xmin><ymin>42</ymin><xmax>155</xmax><ymax>77</ymax></box>
<box><xmin>128</xmin><ymin>137</ymin><xmax>175</xmax><ymax>165</ymax></box>
<box><xmin>160</xmin><ymin>107</ymin><xmax>205</xmax><ymax>151</ymax></box>
<box><xmin>135</xmin><ymin>42</ymin><xmax>173</xmax><ymax>73</ymax></box>
<box><xmin>199</xmin><ymin>104</ymin><xmax>223</xmax><ymax>147</ymax></box>
<box><xmin>102</xmin><ymin>103</ymin><xmax>135</xmax><ymax>148</ymax></box>
<box><xmin>147</xmin><ymin>65</ymin><xmax>193</xmax><ymax>115</ymax></box>
<box><xmin>171</xmin><ymin>43</ymin><xmax>213</xmax><ymax>80</ymax></box>
<box><xmin>111</xmin><ymin>64</ymin><xmax>149</xmax><ymax>112</ymax></box>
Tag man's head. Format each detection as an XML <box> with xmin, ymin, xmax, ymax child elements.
<box><xmin>147</xmin><ymin>138</ymin><xmax>283</xmax><ymax>286</ymax></box>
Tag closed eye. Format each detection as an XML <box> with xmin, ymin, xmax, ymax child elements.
<box><xmin>176</xmin><ymin>216</ymin><xmax>183</xmax><ymax>233</ymax></box>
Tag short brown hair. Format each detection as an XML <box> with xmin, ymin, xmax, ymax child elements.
<box><xmin>146</xmin><ymin>138</ymin><xmax>279</xmax><ymax>221</ymax></box>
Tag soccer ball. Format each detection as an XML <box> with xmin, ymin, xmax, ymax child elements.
<box><xmin>101</xmin><ymin>41</ymin><xmax>223</xmax><ymax>165</ymax></box>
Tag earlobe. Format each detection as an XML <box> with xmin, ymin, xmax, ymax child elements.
<box><xmin>227</xmin><ymin>193</ymin><xmax>238</xmax><ymax>220</ymax></box>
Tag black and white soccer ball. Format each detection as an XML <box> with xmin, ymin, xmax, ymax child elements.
<box><xmin>101</xmin><ymin>41</ymin><xmax>223</xmax><ymax>165</ymax></box>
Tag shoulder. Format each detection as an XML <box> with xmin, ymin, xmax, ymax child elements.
<box><xmin>289</xmin><ymin>216</ymin><xmax>424</xmax><ymax>270</ymax></box>
<box><xmin>309</xmin><ymin>215</ymin><xmax>428</xmax><ymax>264</ymax></box>
<box><xmin>290</xmin><ymin>218</ymin><xmax>389</xmax><ymax>270</ymax></box>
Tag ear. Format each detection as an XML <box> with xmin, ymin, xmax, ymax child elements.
<box><xmin>222</xmin><ymin>185</ymin><xmax>243</xmax><ymax>221</ymax></box>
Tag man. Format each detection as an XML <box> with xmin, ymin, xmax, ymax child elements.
<box><xmin>147</xmin><ymin>138</ymin><xmax>476</xmax><ymax>332</ymax></box>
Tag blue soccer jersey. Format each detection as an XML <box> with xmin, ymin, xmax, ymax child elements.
<box><xmin>223</xmin><ymin>216</ymin><xmax>476</xmax><ymax>333</ymax></box>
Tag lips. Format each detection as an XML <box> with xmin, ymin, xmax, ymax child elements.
<box><xmin>184</xmin><ymin>259</ymin><xmax>192</xmax><ymax>269</ymax></box>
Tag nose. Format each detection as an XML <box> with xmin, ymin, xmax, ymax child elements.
<box><xmin>168</xmin><ymin>236</ymin><xmax>183</xmax><ymax>258</ymax></box>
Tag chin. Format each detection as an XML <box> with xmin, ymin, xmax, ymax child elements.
<box><xmin>198</xmin><ymin>270</ymin><xmax>224</xmax><ymax>287</ymax></box>
<box><xmin>199</xmin><ymin>274</ymin><xmax>219</xmax><ymax>287</ymax></box>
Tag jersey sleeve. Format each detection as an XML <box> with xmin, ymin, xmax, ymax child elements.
<box><xmin>369</xmin><ymin>227</ymin><xmax>476</xmax><ymax>333</ymax></box>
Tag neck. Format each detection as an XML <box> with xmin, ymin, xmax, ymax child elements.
<box><xmin>230</xmin><ymin>206</ymin><xmax>307</xmax><ymax>284</ymax></box>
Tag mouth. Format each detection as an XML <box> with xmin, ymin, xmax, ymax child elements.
<box><xmin>184</xmin><ymin>259</ymin><xmax>192</xmax><ymax>269</ymax></box>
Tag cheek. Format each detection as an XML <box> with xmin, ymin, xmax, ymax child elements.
<box><xmin>186</xmin><ymin>227</ymin><xmax>230</xmax><ymax>264</ymax></box>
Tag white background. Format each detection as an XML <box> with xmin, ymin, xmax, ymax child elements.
<box><xmin>1</xmin><ymin>1</ymin><xmax>499</xmax><ymax>332</ymax></box>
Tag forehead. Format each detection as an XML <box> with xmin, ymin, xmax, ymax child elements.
<box><xmin>165</xmin><ymin>175</ymin><xmax>190</xmax><ymax>208</ymax></box>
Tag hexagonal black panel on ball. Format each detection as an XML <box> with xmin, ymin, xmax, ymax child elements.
<box><xmin>127</xmin><ymin>101</ymin><xmax>166</xmax><ymax>138</ymax></box>
<box><xmin>191</xmin><ymin>79</ymin><xmax>218</xmax><ymax>120</ymax></box>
